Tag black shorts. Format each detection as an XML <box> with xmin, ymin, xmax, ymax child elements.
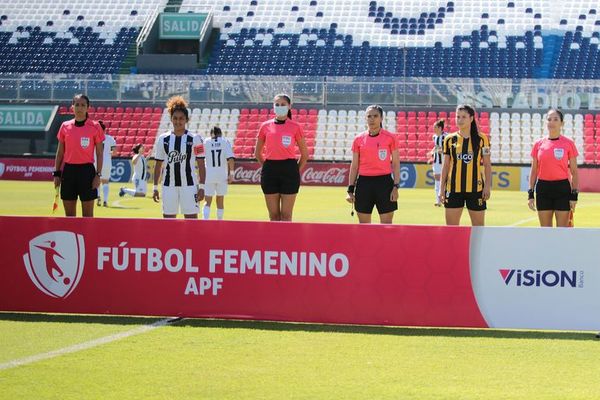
<box><xmin>535</xmin><ymin>179</ymin><xmax>571</xmax><ymax>211</ymax></box>
<box><xmin>60</xmin><ymin>163</ymin><xmax>98</xmax><ymax>202</ymax></box>
<box><xmin>354</xmin><ymin>174</ymin><xmax>398</xmax><ymax>214</ymax></box>
<box><xmin>444</xmin><ymin>191</ymin><xmax>486</xmax><ymax>211</ymax></box>
<box><xmin>260</xmin><ymin>159</ymin><xmax>300</xmax><ymax>195</ymax></box>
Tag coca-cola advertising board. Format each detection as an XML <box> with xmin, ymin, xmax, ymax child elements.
<box><xmin>232</xmin><ymin>161</ymin><xmax>349</xmax><ymax>186</ymax></box>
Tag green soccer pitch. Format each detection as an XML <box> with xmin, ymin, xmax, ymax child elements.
<box><xmin>2</xmin><ymin>180</ymin><xmax>600</xmax><ymax>399</ymax></box>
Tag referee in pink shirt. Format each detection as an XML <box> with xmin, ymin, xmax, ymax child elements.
<box><xmin>346</xmin><ymin>105</ymin><xmax>401</xmax><ymax>224</ymax></box>
<box><xmin>53</xmin><ymin>94</ymin><xmax>105</xmax><ymax>217</ymax></box>
<box><xmin>254</xmin><ymin>94</ymin><xmax>309</xmax><ymax>221</ymax></box>
<box><xmin>528</xmin><ymin>108</ymin><xmax>579</xmax><ymax>227</ymax></box>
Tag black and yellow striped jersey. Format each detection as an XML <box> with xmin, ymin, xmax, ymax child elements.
<box><xmin>443</xmin><ymin>132</ymin><xmax>490</xmax><ymax>193</ymax></box>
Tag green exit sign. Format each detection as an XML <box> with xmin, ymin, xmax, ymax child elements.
<box><xmin>159</xmin><ymin>13</ymin><xmax>207</xmax><ymax>39</ymax></box>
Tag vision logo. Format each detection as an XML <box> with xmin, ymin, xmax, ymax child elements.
<box><xmin>23</xmin><ymin>231</ymin><xmax>85</xmax><ymax>298</ymax></box>
<box><xmin>499</xmin><ymin>268</ymin><xmax>582</xmax><ymax>288</ymax></box>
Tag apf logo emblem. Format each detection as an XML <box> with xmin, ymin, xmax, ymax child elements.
<box><xmin>22</xmin><ymin>231</ymin><xmax>85</xmax><ymax>298</ymax></box>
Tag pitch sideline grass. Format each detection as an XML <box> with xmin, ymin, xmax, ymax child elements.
<box><xmin>2</xmin><ymin>181</ymin><xmax>600</xmax><ymax>398</ymax></box>
<box><xmin>2</xmin><ymin>180</ymin><xmax>600</xmax><ymax>226</ymax></box>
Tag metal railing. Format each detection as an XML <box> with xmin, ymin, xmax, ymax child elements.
<box><xmin>136</xmin><ymin>5</ymin><xmax>161</xmax><ymax>55</ymax></box>
<box><xmin>1</xmin><ymin>75</ymin><xmax>600</xmax><ymax>110</ymax></box>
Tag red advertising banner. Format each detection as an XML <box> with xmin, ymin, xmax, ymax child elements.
<box><xmin>0</xmin><ymin>158</ymin><xmax>54</xmax><ymax>181</ymax></box>
<box><xmin>233</xmin><ymin>161</ymin><xmax>349</xmax><ymax>186</ymax></box>
<box><xmin>0</xmin><ymin>216</ymin><xmax>486</xmax><ymax>328</ymax></box>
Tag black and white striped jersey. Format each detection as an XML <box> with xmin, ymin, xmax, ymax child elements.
<box><xmin>154</xmin><ymin>131</ymin><xmax>204</xmax><ymax>187</ymax></box>
<box><xmin>432</xmin><ymin>133</ymin><xmax>447</xmax><ymax>165</ymax></box>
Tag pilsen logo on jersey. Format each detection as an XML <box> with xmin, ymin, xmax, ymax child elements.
<box><xmin>457</xmin><ymin>152</ymin><xmax>474</xmax><ymax>164</ymax></box>
<box><xmin>378</xmin><ymin>149</ymin><xmax>388</xmax><ymax>161</ymax></box>
<box><xmin>22</xmin><ymin>231</ymin><xmax>85</xmax><ymax>298</ymax></box>
<box><xmin>168</xmin><ymin>150</ymin><xmax>188</xmax><ymax>163</ymax></box>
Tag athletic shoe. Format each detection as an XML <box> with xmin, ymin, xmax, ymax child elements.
<box><xmin>119</xmin><ymin>187</ymin><xmax>125</xmax><ymax>197</ymax></box>
<box><xmin>103</xmin><ymin>202</ymin><xmax>108</xmax><ymax>207</ymax></box>
<box><xmin>96</xmin><ymin>198</ymin><xmax>101</xmax><ymax>206</ymax></box>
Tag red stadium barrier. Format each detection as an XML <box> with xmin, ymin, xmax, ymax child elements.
<box><xmin>2</xmin><ymin>216</ymin><xmax>599</xmax><ymax>331</ymax></box>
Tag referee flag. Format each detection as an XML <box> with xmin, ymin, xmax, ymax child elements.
<box><xmin>52</xmin><ymin>186</ymin><xmax>59</xmax><ymax>214</ymax></box>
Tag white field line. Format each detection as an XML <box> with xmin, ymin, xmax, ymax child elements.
<box><xmin>0</xmin><ymin>317</ymin><xmax>180</xmax><ymax>371</ymax></box>
<box><xmin>508</xmin><ymin>200</ymin><xmax>600</xmax><ymax>227</ymax></box>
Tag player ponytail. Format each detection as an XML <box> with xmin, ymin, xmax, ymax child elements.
<box><xmin>132</xmin><ymin>143</ymin><xmax>143</xmax><ymax>155</ymax></box>
<box><xmin>72</xmin><ymin>93</ymin><xmax>90</xmax><ymax>119</ymax></box>
<box><xmin>166</xmin><ymin>95</ymin><xmax>189</xmax><ymax>120</ymax></box>
<box><xmin>274</xmin><ymin>93</ymin><xmax>293</xmax><ymax>119</ymax></box>
<box><xmin>547</xmin><ymin>108</ymin><xmax>564</xmax><ymax>122</ymax></box>
<box><xmin>211</xmin><ymin>126</ymin><xmax>222</xmax><ymax>138</ymax></box>
<box><xmin>366</xmin><ymin>105</ymin><xmax>384</xmax><ymax>128</ymax></box>
<box><xmin>456</xmin><ymin>104</ymin><xmax>480</xmax><ymax>157</ymax></box>
<box><xmin>434</xmin><ymin>119</ymin><xmax>445</xmax><ymax>131</ymax></box>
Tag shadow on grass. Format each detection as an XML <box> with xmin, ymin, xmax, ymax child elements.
<box><xmin>174</xmin><ymin>318</ymin><xmax>600</xmax><ymax>341</ymax></box>
<box><xmin>1</xmin><ymin>312</ymin><xmax>598</xmax><ymax>341</ymax></box>
<box><xmin>0</xmin><ymin>312</ymin><xmax>160</xmax><ymax>326</ymax></box>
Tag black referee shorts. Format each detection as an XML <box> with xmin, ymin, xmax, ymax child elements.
<box><xmin>260</xmin><ymin>159</ymin><xmax>300</xmax><ymax>195</ymax></box>
<box><xmin>444</xmin><ymin>191</ymin><xmax>486</xmax><ymax>211</ymax></box>
<box><xmin>60</xmin><ymin>163</ymin><xmax>98</xmax><ymax>202</ymax></box>
<box><xmin>354</xmin><ymin>174</ymin><xmax>398</xmax><ymax>214</ymax></box>
<box><xmin>535</xmin><ymin>179</ymin><xmax>571</xmax><ymax>211</ymax></box>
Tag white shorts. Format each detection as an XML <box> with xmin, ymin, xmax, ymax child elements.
<box><xmin>133</xmin><ymin>177</ymin><xmax>147</xmax><ymax>195</ymax></box>
<box><xmin>432</xmin><ymin>162</ymin><xmax>442</xmax><ymax>175</ymax></box>
<box><xmin>101</xmin><ymin>162</ymin><xmax>112</xmax><ymax>180</ymax></box>
<box><xmin>205</xmin><ymin>180</ymin><xmax>228</xmax><ymax>196</ymax></box>
<box><xmin>161</xmin><ymin>186</ymin><xmax>199</xmax><ymax>215</ymax></box>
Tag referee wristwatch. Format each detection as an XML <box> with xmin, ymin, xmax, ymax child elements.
<box><xmin>393</xmin><ymin>183</ymin><xmax>401</xmax><ymax>189</ymax></box>
<box><xmin>96</xmin><ymin>172</ymin><xmax>102</xmax><ymax>177</ymax></box>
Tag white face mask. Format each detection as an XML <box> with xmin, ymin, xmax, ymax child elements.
<box><xmin>274</xmin><ymin>105</ymin><xmax>289</xmax><ymax>117</ymax></box>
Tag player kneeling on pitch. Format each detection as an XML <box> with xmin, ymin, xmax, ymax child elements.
<box><xmin>201</xmin><ymin>127</ymin><xmax>235</xmax><ymax>220</ymax></box>
<box><xmin>119</xmin><ymin>143</ymin><xmax>148</xmax><ymax>198</ymax></box>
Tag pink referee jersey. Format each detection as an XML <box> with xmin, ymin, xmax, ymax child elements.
<box><xmin>531</xmin><ymin>136</ymin><xmax>578</xmax><ymax>181</ymax></box>
<box><xmin>258</xmin><ymin>119</ymin><xmax>304</xmax><ymax>160</ymax></box>
<box><xmin>351</xmin><ymin>129</ymin><xmax>397</xmax><ymax>176</ymax></box>
<box><xmin>58</xmin><ymin>119</ymin><xmax>105</xmax><ymax>164</ymax></box>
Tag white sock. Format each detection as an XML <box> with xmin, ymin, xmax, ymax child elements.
<box><xmin>203</xmin><ymin>205</ymin><xmax>211</xmax><ymax>220</ymax></box>
<box><xmin>124</xmin><ymin>188</ymin><xmax>136</xmax><ymax>196</ymax></box>
<box><xmin>103</xmin><ymin>184</ymin><xmax>109</xmax><ymax>202</ymax></box>
<box><xmin>434</xmin><ymin>180</ymin><xmax>440</xmax><ymax>203</ymax></box>
<box><xmin>217</xmin><ymin>208</ymin><xmax>224</xmax><ymax>220</ymax></box>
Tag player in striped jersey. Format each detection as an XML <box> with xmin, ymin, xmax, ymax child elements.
<box><xmin>152</xmin><ymin>96</ymin><xmax>206</xmax><ymax>218</ymax></box>
<box><xmin>439</xmin><ymin>105</ymin><xmax>492</xmax><ymax>226</ymax></box>
<box><xmin>119</xmin><ymin>143</ymin><xmax>148</xmax><ymax>198</ymax></box>
<box><xmin>430</xmin><ymin>119</ymin><xmax>447</xmax><ymax>207</ymax></box>
<box><xmin>96</xmin><ymin>121</ymin><xmax>116</xmax><ymax>207</ymax></box>
<box><xmin>201</xmin><ymin>126</ymin><xmax>234</xmax><ymax>220</ymax></box>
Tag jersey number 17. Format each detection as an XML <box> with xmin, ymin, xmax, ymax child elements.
<box><xmin>211</xmin><ymin>149</ymin><xmax>222</xmax><ymax>167</ymax></box>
